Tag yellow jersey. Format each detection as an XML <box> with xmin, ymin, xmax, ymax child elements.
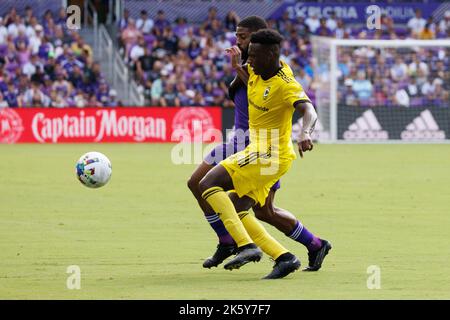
<box><xmin>247</xmin><ymin>60</ymin><xmax>310</xmax><ymax>160</ymax></box>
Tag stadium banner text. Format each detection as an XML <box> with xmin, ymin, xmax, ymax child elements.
<box><xmin>0</xmin><ymin>107</ymin><xmax>222</xmax><ymax>144</ymax></box>
<box><xmin>270</xmin><ymin>1</ymin><xmax>445</xmax><ymax>24</ymax></box>
<box><xmin>338</xmin><ymin>106</ymin><xmax>450</xmax><ymax>142</ymax></box>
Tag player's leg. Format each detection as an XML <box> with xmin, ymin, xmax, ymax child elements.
<box><xmin>229</xmin><ymin>191</ymin><xmax>300</xmax><ymax>279</ymax></box>
<box><xmin>187</xmin><ymin>160</ymin><xmax>235</xmax><ymax>245</ymax></box>
<box><xmin>187</xmin><ymin>143</ymin><xmax>238</xmax><ymax>268</ymax></box>
<box><xmin>253</xmin><ymin>187</ymin><xmax>332</xmax><ymax>272</ymax></box>
<box><xmin>253</xmin><ymin>186</ymin><xmax>298</xmax><ymax>233</ymax></box>
<box><xmin>199</xmin><ymin>164</ymin><xmax>263</xmax><ymax>269</ymax></box>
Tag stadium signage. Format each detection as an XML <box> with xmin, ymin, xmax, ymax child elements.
<box><xmin>338</xmin><ymin>106</ymin><xmax>450</xmax><ymax>142</ymax></box>
<box><xmin>0</xmin><ymin>107</ymin><xmax>222</xmax><ymax>144</ymax></box>
<box><xmin>270</xmin><ymin>2</ymin><xmax>443</xmax><ymax>24</ymax></box>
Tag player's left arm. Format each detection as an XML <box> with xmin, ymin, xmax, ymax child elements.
<box><xmin>284</xmin><ymin>80</ymin><xmax>317</xmax><ymax>158</ymax></box>
<box><xmin>294</xmin><ymin>100</ymin><xmax>317</xmax><ymax>158</ymax></box>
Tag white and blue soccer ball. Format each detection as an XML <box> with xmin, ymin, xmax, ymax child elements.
<box><xmin>76</xmin><ymin>152</ymin><xmax>112</xmax><ymax>188</ymax></box>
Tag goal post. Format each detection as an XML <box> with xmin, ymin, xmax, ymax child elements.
<box><xmin>309</xmin><ymin>37</ymin><xmax>450</xmax><ymax>143</ymax></box>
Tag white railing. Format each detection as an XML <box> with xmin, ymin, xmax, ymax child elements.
<box><xmin>97</xmin><ymin>24</ymin><xmax>144</xmax><ymax>106</ymax></box>
<box><xmin>84</xmin><ymin>0</ymin><xmax>98</xmax><ymax>48</ymax></box>
<box><xmin>82</xmin><ymin>0</ymin><xmax>144</xmax><ymax>106</ymax></box>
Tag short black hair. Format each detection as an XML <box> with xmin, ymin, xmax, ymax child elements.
<box><xmin>237</xmin><ymin>16</ymin><xmax>268</xmax><ymax>32</ymax></box>
<box><xmin>250</xmin><ymin>29</ymin><xmax>284</xmax><ymax>46</ymax></box>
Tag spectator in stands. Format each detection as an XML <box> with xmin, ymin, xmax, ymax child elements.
<box><xmin>154</xmin><ymin>10</ymin><xmax>170</xmax><ymax>36</ymax></box>
<box><xmin>162</xmin><ymin>26</ymin><xmax>178</xmax><ymax>55</ymax></box>
<box><xmin>55</xmin><ymin>7</ymin><xmax>67</xmax><ymax>27</ymax></box>
<box><xmin>352</xmin><ymin>71</ymin><xmax>373</xmax><ymax>100</ymax></box>
<box><xmin>334</xmin><ymin>19</ymin><xmax>350</xmax><ymax>39</ymax></box>
<box><xmin>343</xmin><ymin>79</ymin><xmax>358</xmax><ymax>106</ymax></box>
<box><xmin>129</xmin><ymin>36</ymin><xmax>146</xmax><ymax>67</ymax></box>
<box><xmin>71</xmin><ymin>33</ymin><xmax>93</xmax><ymax>59</ymax></box>
<box><xmin>326</xmin><ymin>11</ymin><xmax>338</xmax><ymax>32</ymax></box>
<box><xmin>419</xmin><ymin>23</ymin><xmax>435</xmax><ymax>39</ymax></box>
<box><xmin>432</xmin><ymin>79</ymin><xmax>449</xmax><ymax>105</ymax></box>
<box><xmin>121</xmin><ymin>19</ymin><xmax>142</xmax><ymax>60</ymax></box>
<box><xmin>4</xmin><ymin>82</ymin><xmax>19</xmax><ymax>107</ymax></box>
<box><xmin>277</xmin><ymin>11</ymin><xmax>292</xmax><ymax>37</ymax></box>
<box><xmin>0</xmin><ymin>17</ymin><xmax>7</xmax><ymax>43</ymax></box>
<box><xmin>0</xmin><ymin>91</ymin><xmax>9</xmax><ymax>108</ymax></box>
<box><xmin>407</xmin><ymin>76</ymin><xmax>420</xmax><ymax>99</ymax></box>
<box><xmin>24</xmin><ymin>6</ymin><xmax>34</xmax><ymax>26</ymax></box>
<box><xmin>108</xmin><ymin>89</ymin><xmax>120</xmax><ymax>107</ymax></box>
<box><xmin>316</xmin><ymin>18</ymin><xmax>332</xmax><ymax>37</ymax></box>
<box><xmin>393</xmin><ymin>83</ymin><xmax>410</xmax><ymax>107</ymax></box>
<box><xmin>150</xmin><ymin>71</ymin><xmax>165</xmax><ymax>106</ymax></box>
<box><xmin>74</xmin><ymin>90</ymin><xmax>87</xmax><ymax>107</ymax></box>
<box><xmin>23</xmin><ymin>53</ymin><xmax>43</xmax><ymax>78</ymax></box>
<box><xmin>390</xmin><ymin>56</ymin><xmax>409</xmax><ymax>82</ymax></box>
<box><xmin>119</xmin><ymin>9</ymin><xmax>130</xmax><ymax>30</ymax></box>
<box><xmin>192</xmin><ymin>91</ymin><xmax>206</xmax><ymax>106</ymax></box>
<box><xmin>305</xmin><ymin>14</ymin><xmax>320</xmax><ymax>34</ymax></box>
<box><xmin>173</xmin><ymin>17</ymin><xmax>189</xmax><ymax>38</ymax></box>
<box><xmin>136</xmin><ymin>10</ymin><xmax>154</xmax><ymax>35</ymax></box>
<box><xmin>437</xmin><ymin>11</ymin><xmax>450</xmax><ymax>38</ymax></box>
<box><xmin>407</xmin><ymin>9</ymin><xmax>426</xmax><ymax>38</ymax></box>
<box><xmin>408</xmin><ymin>52</ymin><xmax>429</xmax><ymax>79</ymax></box>
<box><xmin>224</xmin><ymin>11</ymin><xmax>240</xmax><ymax>32</ymax></box>
<box><xmin>421</xmin><ymin>76</ymin><xmax>436</xmax><ymax>97</ymax></box>
<box><xmin>23</xmin><ymin>80</ymin><xmax>49</xmax><ymax>107</ymax></box>
<box><xmin>296</xmin><ymin>68</ymin><xmax>312</xmax><ymax>91</ymax></box>
<box><xmin>135</xmin><ymin>45</ymin><xmax>153</xmax><ymax>82</ymax></box>
<box><xmin>88</xmin><ymin>93</ymin><xmax>103</xmax><ymax>107</ymax></box>
<box><xmin>203</xmin><ymin>7</ymin><xmax>219</xmax><ymax>30</ymax></box>
<box><xmin>160</xmin><ymin>82</ymin><xmax>179</xmax><ymax>106</ymax></box>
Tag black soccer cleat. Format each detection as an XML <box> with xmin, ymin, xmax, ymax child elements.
<box><xmin>262</xmin><ymin>253</ymin><xmax>301</xmax><ymax>279</ymax></box>
<box><xmin>223</xmin><ymin>244</ymin><xmax>263</xmax><ymax>270</ymax></box>
<box><xmin>203</xmin><ymin>243</ymin><xmax>237</xmax><ymax>268</ymax></box>
<box><xmin>303</xmin><ymin>239</ymin><xmax>332</xmax><ymax>272</ymax></box>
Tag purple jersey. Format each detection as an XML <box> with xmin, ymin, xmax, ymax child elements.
<box><xmin>233</xmin><ymin>86</ymin><xmax>249</xmax><ymax>131</ymax></box>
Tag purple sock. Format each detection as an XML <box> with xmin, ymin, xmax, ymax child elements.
<box><xmin>288</xmin><ymin>221</ymin><xmax>322</xmax><ymax>252</ymax></box>
<box><xmin>205</xmin><ymin>213</ymin><xmax>235</xmax><ymax>245</ymax></box>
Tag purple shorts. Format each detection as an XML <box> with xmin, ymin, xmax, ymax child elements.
<box><xmin>204</xmin><ymin>136</ymin><xmax>280</xmax><ymax>191</ymax></box>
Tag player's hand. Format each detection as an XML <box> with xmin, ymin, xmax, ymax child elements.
<box><xmin>225</xmin><ymin>46</ymin><xmax>241</xmax><ymax>69</ymax></box>
<box><xmin>298</xmin><ymin>134</ymin><xmax>314</xmax><ymax>158</ymax></box>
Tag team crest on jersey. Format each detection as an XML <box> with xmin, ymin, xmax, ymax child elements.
<box><xmin>263</xmin><ymin>87</ymin><xmax>271</xmax><ymax>100</ymax></box>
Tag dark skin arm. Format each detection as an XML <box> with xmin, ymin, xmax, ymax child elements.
<box><xmin>225</xmin><ymin>46</ymin><xmax>249</xmax><ymax>84</ymax></box>
<box><xmin>294</xmin><ymin>100</ymin><xmax>317</xmax><ymax>158</ymax></box>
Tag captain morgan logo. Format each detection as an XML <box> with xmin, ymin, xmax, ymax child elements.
<box><xmin>0</xmin><ymin>108</ymin><xmax>24</xmax><ymax>143</ymax></box>
<box><xmin>171</xmin><ymin>107</ymin><xmax>217</xmax><ymax>142</ymax></box>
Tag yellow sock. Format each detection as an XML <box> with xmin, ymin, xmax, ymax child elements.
<box><xmin>202</xmin><ymin>187</ymin><xmax>253</xmax><ymax>247</ymax></box>
<box><xmin>238</xmin><ymin>211</ymin><xmax>288</xmax><ymax>260</ymax></box>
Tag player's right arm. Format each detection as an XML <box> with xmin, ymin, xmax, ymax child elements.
<box><xmin>225</xmin><ymin>46</ymin><xmax>249</xmax><ymax>84</ymax></box>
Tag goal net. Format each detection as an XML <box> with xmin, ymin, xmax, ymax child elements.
<box><xmin>308</xmin><ymin>37</ymin><xmax>450</xmax><ymax>143</ymax></box>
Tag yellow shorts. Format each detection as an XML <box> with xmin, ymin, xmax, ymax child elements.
<box><xmin>220</xmin><ymin>145</ymin><xmax>293</xmax><ymax>206</ymax></box>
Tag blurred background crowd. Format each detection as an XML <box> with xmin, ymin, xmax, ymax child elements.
<box><xmin>0</xmin><ymin>1</ymin><xmax>449</xmax><ymax>108</ymax></box>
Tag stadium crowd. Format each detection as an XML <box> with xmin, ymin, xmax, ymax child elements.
<box><xmin>0</xmin><ymin>6</ymin><xmax>118</xmax><ymax>108</ymax></box>
<box><xmin>120</xmin><ymin>7</ymin><xmax>450</xmax><ymax>108</ymax></box>
<box><xmin>0</xmin><ymin>4</ymin><xmax>448</xmax><ymax>108</ymax></box>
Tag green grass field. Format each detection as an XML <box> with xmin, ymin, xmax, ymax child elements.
<box><xmin>1</xmin><ymin>143</ymin><xmax>449</xmax><ymax>299</ymax></box>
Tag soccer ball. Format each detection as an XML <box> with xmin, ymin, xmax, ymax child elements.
<box><xmin>76</xmin><ymin>152</ymin><xmax>112</xmax><ymax>188</ymax></box>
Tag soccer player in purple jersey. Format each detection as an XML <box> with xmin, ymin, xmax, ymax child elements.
<box><xmin>187</xmin><ymin>16</ymin><xmax>331</xmax><ymax>272</ymax></box>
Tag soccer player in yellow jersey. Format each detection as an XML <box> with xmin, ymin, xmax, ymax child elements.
<box><xmin>199</xmin><ymin>29</ymin><xmax>321</xmax><ymax>279</ymax></box>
